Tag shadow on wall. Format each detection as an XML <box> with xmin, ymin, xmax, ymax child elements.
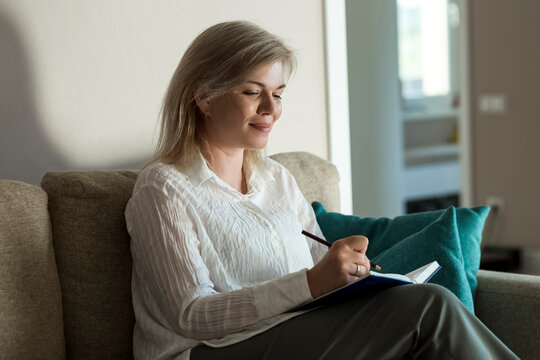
<box><xmin>0</xmin><ymin>11</ymin><xmax>69</xmax><ymax>185</ymax></box>
<box><xmin>0</xmin><ymin>11</ymin><xmax>150</xmax><ymax>184</ymax></box>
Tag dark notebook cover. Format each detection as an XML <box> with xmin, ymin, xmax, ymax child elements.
<box><xmin>289</xmin><ymin>261</ymin><xmax>441</xmax><ymax>312</ymax></box>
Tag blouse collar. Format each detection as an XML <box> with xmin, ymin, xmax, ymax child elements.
<box><xmin>183</xmin><ymin>152</ymin><xmax>275</xmax><ymax>194</ymax></box>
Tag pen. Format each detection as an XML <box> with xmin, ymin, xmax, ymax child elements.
<box><xmin>301</xmin><ymin>230</ymin><xmax>382</xmax><ymax>271</ymax></box>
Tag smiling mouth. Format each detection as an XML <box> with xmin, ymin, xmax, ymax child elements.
<box><xmin>249</xmin><ymin>123</ymin><xmax>272</xmax><ymax>132</ymax></box>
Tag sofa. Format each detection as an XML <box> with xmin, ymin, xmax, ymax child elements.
<box><xmin>1</xmin><ymin>151</ymin><xmax>539</xmax><ymax>360</ymax></box>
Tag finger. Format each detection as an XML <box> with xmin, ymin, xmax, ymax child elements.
<box><xmin>344</xmin><ymin>235</ymin><xmax>369</xmax><ymax>254</ymax></box>
<box><xmin>352</xmin><ymin>252</ymin><xmax>372</xmax><ymax>272</ymax></box>
<box><xmin>351</xmin><ymin>262</ymin><xmax>368</xmax><ymax>276</ymax></box>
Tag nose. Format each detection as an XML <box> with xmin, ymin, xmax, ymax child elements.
<box><xmin>257</xmin><ymin>92</ymin><xmax>276</xmax><ymax>116</ymax></box>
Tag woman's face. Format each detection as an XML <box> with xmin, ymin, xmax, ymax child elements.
<box><xmin>201</xmin><ymin>62</ymin><xmax>286</xmax><ymax>153</ymax></box>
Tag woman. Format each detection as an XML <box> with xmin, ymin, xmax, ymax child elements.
<box><xmin>125</xmin><ymin>21</ymin><xmax>518</xmax><ymax>359</ymax></box>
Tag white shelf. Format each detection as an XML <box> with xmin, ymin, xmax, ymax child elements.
<box><xmin>405</xmin><ymin>144</ymin><xmax>459</xmax><ymax>163</ymax></box>
<box><xmin>403</xmin><ymin>110</ymin><xmax>458</xmax><ymax>122</ymax></box>
<box><xmin>404</xmin><ymin>161</ymin><xmax>461</xmax><ymax>200</ymax></box>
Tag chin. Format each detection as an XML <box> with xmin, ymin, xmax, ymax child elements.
<box><xmin>246</xmin><ymin>137</ymin><xmax>269</xmax><ymax>150</ymax></box>
<box><xmin>248</xmin><ymin>143</ymin><xmax>268</xmax><ymax>151</ymax></box>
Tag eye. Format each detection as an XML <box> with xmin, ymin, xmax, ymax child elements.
<box><xmin>243</xmin><ymin>91</ymin><xmax>260</xmax><ymax>96</ymax></box>
<box><xmin>273</xmin><ymin>93</ymin><xmax>283</xmax><ymax>100</ymax></box>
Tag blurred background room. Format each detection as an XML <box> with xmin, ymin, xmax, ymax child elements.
<box><xmin>1</xmin><ymin>0</ymin><xmax>538</xmax><ymax>274</ymax></box>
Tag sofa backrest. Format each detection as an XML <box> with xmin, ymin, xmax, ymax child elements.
<box><xmin>0</xmin><ymin>180</ymin><xmax>65</xmax><ymax>360</ymax></box>
<box><xmin>270</xmin><ymin>152</ymin><xmax>340</xmax><ymax>212</ymax></box>
<box><xmin>39</xmin><ymin>151</ymin><xmax>340</xmax><ymax>360</ymax></box>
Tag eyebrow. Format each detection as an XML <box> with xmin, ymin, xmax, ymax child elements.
<box><xmin>246</xmin><ymin>80</ymin><xmax>286</xmax><ymax>90</ymax></box>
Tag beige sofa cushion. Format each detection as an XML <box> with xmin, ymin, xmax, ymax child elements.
<box><xmin>41</xmin><ymin>171</ymin><xmax>137</xmax><ymax>360</ymax></box>
<box><xmin>0</xmin><ymin>180</ymin><xmax>65</xmax><ymax>360</ymax></box>
<box><xmin>475</xmin><ymin>270</ymin><xmax>540</xmax><ymax>360</ymax></box>
<box><xmin>270</xmin><ymin>152</ymin><xmax>340</xmax><ymax>212</ymax></box>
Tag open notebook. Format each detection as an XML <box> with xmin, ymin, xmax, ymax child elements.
<box><xmin>289</xmin><ymin>261</ymin><xmax>441</xmax><ymax>312</ymax></box>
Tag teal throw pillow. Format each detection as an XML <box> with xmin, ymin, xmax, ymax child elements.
<box><xmin>312</xmin><ymin>202</ymin><xmax>490</xmax><ymax>313</ymax></box>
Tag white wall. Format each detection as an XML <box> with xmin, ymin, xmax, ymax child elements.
<box><xmin>0</xmin><ymin>0</ymin><xmax>328</xmax><ymax>184</ymax></box>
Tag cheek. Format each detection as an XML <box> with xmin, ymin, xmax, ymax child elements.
<box><xmin>274</xmin><ymin>103</ymin><xmax>283</xmax><ymax>120</ymax></box>
<box><xmin>247</xmin><ymin>103</ymin><xmax>258</xmax><ymax>115</ymax></box>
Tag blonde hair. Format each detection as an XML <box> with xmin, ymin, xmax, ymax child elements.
<box><xmin>154</xmin><ymin>21</ymin><xmax>296</xmax><ymax>168</ymax></box>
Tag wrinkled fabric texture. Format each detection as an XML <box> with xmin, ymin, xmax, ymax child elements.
<box><xmin>125</xmin><ymin>154</ymin><xmax>327</xmax><ymax>360</ymax></box>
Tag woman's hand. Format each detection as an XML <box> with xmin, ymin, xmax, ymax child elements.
<box><xmin>306</xmin><ymin>236</ymin><xmax>371</xmax><ymax>299</ymax></box>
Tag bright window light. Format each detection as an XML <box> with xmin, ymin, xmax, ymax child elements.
<box><xmin>398</xmin><ymin>0</ymin><xmax>450</xmax><ymax>100</ymax></box>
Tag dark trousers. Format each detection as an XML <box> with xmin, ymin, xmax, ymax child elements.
<box><xmin>191</xmin><ymin>284</ymin><xmax>518</xmax><ymax>359</ymax></box>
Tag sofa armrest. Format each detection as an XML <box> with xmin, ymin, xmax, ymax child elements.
<box><xmin>474</xmin><ymin>269</ymin><xmax>540</xmax><ymax>360</ymax></box>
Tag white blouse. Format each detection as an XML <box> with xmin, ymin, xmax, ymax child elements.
<box><xmin>125</xmin><ymin>154</ymin><xmax>328</xmax><ymax>360</ymax></box>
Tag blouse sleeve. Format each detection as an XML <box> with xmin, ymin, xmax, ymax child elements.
<box><xmin>126</xmin><ymin>184</ymin><xmax>313</xmax><ymax>341</ymax></box>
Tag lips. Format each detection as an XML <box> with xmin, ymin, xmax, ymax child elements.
<box><xmin>249</xmin><ymin>123</ymin><xmax>273</xmax><ymax>132</ymax></box>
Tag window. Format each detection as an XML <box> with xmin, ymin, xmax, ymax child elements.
<box><xmin>397</xmin><ymin>0</ymin><xmax>460</xmax><ymax>119</ymax></box>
